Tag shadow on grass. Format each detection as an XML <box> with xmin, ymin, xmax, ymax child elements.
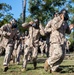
<box><xmin>59</xmin><ymin>65</ymin><xmax>74</xmax><ymax>73</ymax></box>
<box><xmin>27</xmin><ymin>65</ymin><xmax>44</xmax><ymax>71</ymax></box>
<box><xmin>28</xmin><ymin>63</ymin><xmax>74</xmax><ymax>74</ymax></box>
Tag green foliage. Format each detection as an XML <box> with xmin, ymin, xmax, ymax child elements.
<box><xmin>28</xmin><ymin>0</ymin><xmax>67</xmax><ymax>24</ymax></box>
<box><xmin>28</xmin><ymin>0</ymin><xmax>74</xmax><ymax>25</ymax></box>
<box><xmin>26</xmin><ymin>16</ymin><xmax>33</xmax><ymax>22</ymax></box>
<box><xmin>17</xmin><ymin>13</ymin><xmax>29</xmax><ymax>32</ymax></box>
<box><xmin>0</xmin><ymin>3</ymin><xmax>13</xmax><ymax>26</ymax></box>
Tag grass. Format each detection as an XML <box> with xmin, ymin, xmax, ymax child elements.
<box><xmin>0</xmin><ymin>54</ymin><xmax>74</xmax><ymax>75</ymax></box>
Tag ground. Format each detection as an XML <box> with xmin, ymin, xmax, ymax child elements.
<box><xmin>0</xmin><ymin>53</ymin><xmax>74</xmax><ymax>75</ymax></box>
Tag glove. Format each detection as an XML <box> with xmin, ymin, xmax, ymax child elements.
<box><xmin>6</xmin><ymin>32</ymin><xmax>11</xmax><ymax>36</ymax></box>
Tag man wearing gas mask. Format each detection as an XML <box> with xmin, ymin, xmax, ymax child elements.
<box><xmin>0</xmin><ymin>19</ymin><xmax>18</xmax><ymax>72</ymax></box>
<box><xmin>44</xmin><ymin>9</ymin><xmax>74</xmax><ymax>73</ymax></box>
<box><xmin>21</xmin><ymin>19</ymin><xmax>45</xmax><ymax>72</ymax></box>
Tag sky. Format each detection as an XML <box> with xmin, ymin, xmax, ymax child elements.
<box><xmin>0</xmin><ymin>0</ymin><xmax>30</xmax><ymax>19</ymax></box>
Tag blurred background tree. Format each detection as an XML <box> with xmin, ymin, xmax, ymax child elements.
<box><xmin>0</xmin><ymin>3</ymin><xmax>13</xmax><ymax>27</ymax></box>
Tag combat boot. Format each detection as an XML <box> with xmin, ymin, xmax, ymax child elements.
<box><xmin>33</xmin><ymin>62</ymin><xmax>37</xmax><ymax>69</ymax></box>
<box><xmin>44</xmin><ymin>60</ymin><xmax>49</xmax><ymax>72</ymax></box>
<box><xmin>21</xmin><ymin>68</ymin><xmax>26</xmax><ymax>72</ymax></box>
<box><xmin>3</xmin><ymin>66</ymin><xmax>8</xmax><ymax>72</ymax></box>
<box><xmin>16</xmin><ymin>62</ymin><xmax>19</xmax><ymax>65</ymax></box>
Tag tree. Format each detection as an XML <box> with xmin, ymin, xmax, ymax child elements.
<box><xmin>65</xmin><ymin>0</ymin><xmax>74</xmax><ymax>24</ymax></box>
<box><xmin>0</xmin><ymin>3</ymin><xmax>13</xmax><ymax>26</ymax></box>
<box><xmin>17</xmin><ymin>13</ymin><xmax>32</xmax><ymax>32</ymax></box>
<box><xmin>28</xmin><ymin>0</ymin><xmax>67</xmax><ymax>25</ymax></box>
<box><xmin>28</xmin><ymin>0</ymin><xmax>74</xmax><ymax>25</ymax></box>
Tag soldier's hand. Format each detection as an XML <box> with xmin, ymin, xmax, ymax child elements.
<box><xmin>29</xmin><ymin>21</ymin><xmax>34</xmax><ymax>25</ymax></box>
<box><xmin>60</xmin><ymin>14</ymin><xmax>64</xmax><ymax>21</ymax></box>
<box><xmin>22</xmin><ymin>23</ymin><xmax>28</xmax><ymax>27</ymax></box>
<box><xmin>6</xmin><ymin>32</ymin><xmax>11</xmax><ymax>36</ymax></box>
<box><xmin>69</xmin><ymin>24</ymin><xmax>74</xmax><ymax>30</ymax></box>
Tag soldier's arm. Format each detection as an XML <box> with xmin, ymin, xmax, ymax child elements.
<box><xmin>39</xmin><ymin>23</ymin><xmax>45</xmax><ymax>36</ymax></box>
<box><xmin>22</xmin><ymin>23</ymin><xmax>30</xmax><ymax>29</ymax></box>
<box><xmin>22</xmin><ymin>21</ymin><xmax>33</xmax><ymax>29</ymax></box>
<box><xmin>14</xmin><ymin>40</ymin><xmax>18</xmax><ymax>50</ymax></box>
<box><xmin>52</xmin><ymin>19</ymin><xmax>63</xmax><ymax>31</ymax></box>
<box><xmin>51</xmin><ymin>16</ymin><xmax>64</xmax><ymax>31</ymax></box>
<box><xmin>0</xmin><ymin>25</ymin><xmax>8</xmax><ymax>36</ymax></box>
<box><xmin>44</xmin><ymin>20</ymin><xmax>52</xmax><ymax>33</ymax></box>
<box><xmin>29</xmin><ymin>27</ymin><xmax>33</xmax><ymax>46</ymax></box>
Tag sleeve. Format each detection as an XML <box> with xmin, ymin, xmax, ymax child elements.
<box><xmin>29</xmin><ymin>27</ymin><xmax>33</xmax><ymax>46</ymax></box>
<box><xmin>14</xmin><ymin>40</ymin><xmax>18</xmax><ymax>49</ymax></box>
<box><xmin>0</xmin><ymin>24</ymin><xmax>11</xmax><ymax>37</ymax></box>
<box><xmin>39</xmin><ymin>23</ymin><xmax>45</xmax><ymax>36</ymax></box>
<box><xmin>22</xmin><ymin>23</ymin><xmax>30</xmax><ymax>29</ymax></box>
<box><xmin>0</xmin><ymin>25</ymin><xmax>7</xmax><ymax>36</ymax></box>
<box><xmin>51</xmin><ymin>19</ymin><xmax>63</xmax><ymax>31</ymax></box>
<box><xmin>51</xmin><ymin>16</ymin><xmax>63</xmax><ymax>31</ymax></box>
<box><xmin>44</xmin><ymin>20</ymin><xmax>52</xmax><ymax>33</ymax></box>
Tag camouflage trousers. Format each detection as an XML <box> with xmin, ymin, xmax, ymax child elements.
<box><xmin>3</xmin><ymin>44</ymin><xmax>14</xmax><ymax>66</ymax></box>
<box><xmin>45</xmin><ymin>44</ymin><xmax>50</xmax><ymax>57</ymax></box>
<box><xmin>12</xmin><ymin>44</ymin><xmax>21</xmax><ymax>63</ymax></box>
<box><xmin>22</xmin><ymin>45</ymin><xmax>38</xmax><ymax>68</ymax></box>
<box><xmin>40</xmin><ymin>45</ymin><xmax>45</xmax><ymax>56</ymax></box>
<box><xmin>47</xmin><ymin>43</ymin><xmax>65</xmax><ymax>71</ymax></box>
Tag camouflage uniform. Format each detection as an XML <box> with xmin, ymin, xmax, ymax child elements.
<box><xmin>21</xmin><ymin>22</ymin><xmax>45</xmax><ymax>71</ymax></box>
<box><xmin>44</xmin><ymin>16</ymin><xmax>71</xmax><ymax>72</ymax></box>
<box><xmin>39</xmin><ymin>38</ymin><xmax>45</xmax><ymax>56</ymax></box>
<box><xmin>24</xmin><ymin>35</ymin><xmax>32</xmax><ymax>61</ymax></box>
<box><xmin>12</xmin><ymin>31</ymin><xmax>22</xmax><ymax>64</ymax></box>
<box><xmin>0</xmin><ymin>23</ymin><xmax>17</xmax><ymax>71</ymax></box>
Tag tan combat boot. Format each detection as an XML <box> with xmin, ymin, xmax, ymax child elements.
<box><xmin>16</xmin><ymin>62</ymin><xmax>19</xmax><ymax>65</ymax></box>
<box><xmin>44</xmin><ymin>60</ymin><xmax>49</xmax><ymax>72</ymax></box>
<box><xmin>21</xmin><ymin>68</ymin><xmax>26</xmax><ymax>72</ymax></box>
<box><xmin>44</xmin><ymin>60</ymin><xmax>52</xmax><ymax>73</ymax></box>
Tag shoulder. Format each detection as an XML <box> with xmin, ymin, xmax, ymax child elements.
<box><xmin>53</xmin><ymin>16</ymin><xmax>61</xmax><ymax>22</ymax></box>
<box><xmin>0</xmin><ymin>24</ymin><xmax>8</xmax><ymax>29</ymax></box>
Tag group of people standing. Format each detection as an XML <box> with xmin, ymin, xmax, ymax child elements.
<box><xmin>0</xmin><ymin>9</ymin><xmax>73</xmax><ymax>73</ymax></box>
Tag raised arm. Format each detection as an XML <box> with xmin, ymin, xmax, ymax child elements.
<box><xmin>51</xmin><ymin>16</ymin><xmax>64</xmax><ymax>31</ymax></box>
<box><xmin>39</xmin><ymin>23</ymin><xmax>45</xmax><ymax>36</ymax></box>
<box><xmin>44</xmin><ymin>20</ymin><xmax>52</xmax><ymax>33</ymax></box>
<box><xmin>0</xmin><ymin>24</ymin><xmax>11</xmax><ymax>37</ymax></box>
<box><xmin>22</xmin><ymin>21</ymin><xmax>33</xmax><ymax>29</ymax></box>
